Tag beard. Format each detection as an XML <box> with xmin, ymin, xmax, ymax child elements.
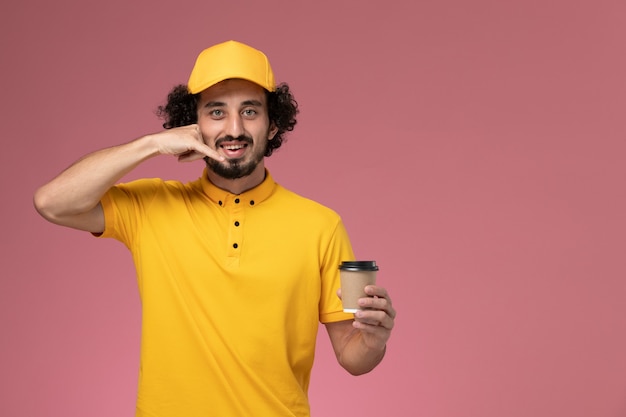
<box><xmin>204</xmin><ymin>135</ymin><xmax>267</xmax><ymax>180</ymax></box>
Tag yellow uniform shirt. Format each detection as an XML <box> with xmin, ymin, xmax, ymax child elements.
<box><xmin>99</xmin><ymin>169</ymin><xmax>354</xmax><ymax>417</ymax></box>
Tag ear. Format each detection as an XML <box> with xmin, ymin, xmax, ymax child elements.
<box><xmin>268</xmin><ymin>123</ymin><xmax>279</xmax><ymax>140</ymax></box>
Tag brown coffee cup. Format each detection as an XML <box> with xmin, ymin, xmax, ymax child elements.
<box><xmin>339</xmin><ymin>261</ymin><xmax>379</xmax><ymax>313</ymax></box>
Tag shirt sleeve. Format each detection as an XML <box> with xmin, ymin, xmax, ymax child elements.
<box><xmin>96</xmin><ymin>179</ymin><xmax>162</xmax><ymax>249</ymax></box>
<box><xmin>319</xmin><ymin>218</ymin><xmax>357</xmax><ymax>323</ymax></box>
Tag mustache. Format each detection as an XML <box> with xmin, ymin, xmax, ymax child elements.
<box><xmin>215</xmin><ymin>135</ymin><xmax>253</xmax><ymax>147</ymax></box>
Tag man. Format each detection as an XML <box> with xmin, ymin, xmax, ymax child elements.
<box><xmin>34</xmin><ymin>40</ymin><xmax>396</xmax><ymax>416</ymax></box>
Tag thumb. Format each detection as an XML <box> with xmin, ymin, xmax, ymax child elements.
<box><xmin>194</xmin><ymin>142</ymin><xmax>225</xmax><ymax>162</ymax></box>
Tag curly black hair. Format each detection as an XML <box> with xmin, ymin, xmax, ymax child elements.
<box><xmin>156</xmin><ymin>83</ymin><xmax>299</xmax><ymax>157</ymax></box>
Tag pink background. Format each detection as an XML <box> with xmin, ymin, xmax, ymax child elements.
<box><xmin>2</xmin><ymin>0</ymin><xmax>625</xmax><ymax>416</ymax></box>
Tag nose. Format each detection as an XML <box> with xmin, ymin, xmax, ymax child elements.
<box><xmin>225</xmin><ymin>113</ymin><xmax>244</xmax><ymax>138</ymax></box>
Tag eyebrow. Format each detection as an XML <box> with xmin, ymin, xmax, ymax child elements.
<box><xmin>203</xmin><ymin>99</ymin><xmax>264</xmax><ymax>108</ymax></box>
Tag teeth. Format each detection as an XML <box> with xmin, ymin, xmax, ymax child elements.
<box><xmin>223</xmin><ymin>144</ymin><xmax>245</xmax><ymax>150</ymax></box>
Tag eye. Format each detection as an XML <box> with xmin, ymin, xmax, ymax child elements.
<box><xmin>210</xmin><ymin>109</ymin><xmax>224</xmax><ymax>117</ymax></box>
<box><xmin>242</xmin><ymin>109</ymin><xmax>257</xmax><ymax>117</ymax></box>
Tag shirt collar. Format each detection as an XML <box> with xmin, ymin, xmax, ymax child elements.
<box><xmin>200</xmin><ymin>168</ymin><xmax>277</xmax><ymax>207</ymax></box>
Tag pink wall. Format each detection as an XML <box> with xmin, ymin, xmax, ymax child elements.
<box><xmin>2</xmin><ymin>1</ymin><xmax>625</xmax><ymax>416</ymax></box>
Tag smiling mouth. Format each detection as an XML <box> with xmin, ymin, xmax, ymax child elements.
<box><xmin>221</xmin><ymin>143</ymin><xmax>247</xmax><ymax>151</ymax></box>
<box><xmin>219</xmin><ymin>141</ymin><xmax>249</xmax><ymax>159</ymax></box>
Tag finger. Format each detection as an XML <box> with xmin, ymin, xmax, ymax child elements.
<box><xmin>355</xmin><ymin>309</ymin><xmax>383</xmax><ymax>325</ymax></box>
<box><xmin>180</xmin><ymin>139</ymin><xmax>223</xmax><ymax>162</ymax></box>
<box><xmin>177</xmin><ymin>150</ymin><xmax>206</xmax><ymax>163</ymax></box>
<box><xmin>353</xmin><ymin>319</ymin><xmax>391</xmax><ymax>333</ymax></box>
<box><xmin>358</xmin><ymin>293</ymin><xmax>391</xmax><ymax>313</ymax></box>
<box><xmin>186</xmin><ymin>124</ymin><xmax>225</xmax><ymax>162</ymax></box>
<box><xmin>363</xmin><ymin>286</ymin><xmax>396</xmax><ymax>318</ymax></box>
<box><xmin>355</xmin><ymin>310</ymin><xmax>394</xmax><ymax>330</ymax></box>
<box><xmin>196</xmin><ymin>143</ymin><xmax>224</xmax><ymax>162</ymax></box>
<box><xmin>355</xmin><ymin>309</ymin><xmax>394</xmax><ymax>330</ymax></box>
<box><xmin>364</xmin><ymin>285</ymin><xmax>389</xmax><ymax>299</ymax></box>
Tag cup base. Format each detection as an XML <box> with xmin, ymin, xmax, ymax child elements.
<box><xmin>343</xmin><ymin>308</ymin><xmax>358</xmax><ymax>313</ymax></box>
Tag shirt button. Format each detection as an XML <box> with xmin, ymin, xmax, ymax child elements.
<box><xmin>234</xmin><ymin>198</ymin><xmax>240</xmax><ymax>204</ymax></box>
<box><xmin>233</xmin><ymin>243</ymin><xmax>238</xmax><ymax>249</ymax></box>
<box><xmin>250</xmin><ymin>200</ymin><xmax>255</xmax><ymax>206</ymax></box>
<box><xmin>234</xmin><ymin>221</ymin><xmax>240</xmax><ymax>227</ymax></box>
<box><xmin>218</xmin><ymin>201</ymin><xmax>223</xmax><ymax>206</ymax></box>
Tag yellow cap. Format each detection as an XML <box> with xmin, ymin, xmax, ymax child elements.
<box><xmin>187</xmin><ymin>40</ymin><xmax>275</xmax><ymax>94</ymax></box>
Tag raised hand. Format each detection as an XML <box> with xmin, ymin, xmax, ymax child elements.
<box><xmin>152</xmin><ymin>124</ymin><xmax>224</xmax><ymax>162</ymax></box>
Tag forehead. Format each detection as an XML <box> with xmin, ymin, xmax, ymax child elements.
<box><xmin>197</xmin><ymin>78</ymin><xmax>267</xmax><ymax>106</ymax></box>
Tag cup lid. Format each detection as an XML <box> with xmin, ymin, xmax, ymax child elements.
<box><xmin>338</xmin><ymin>260</ymin><xmax>379</xmax><ymax>271</ymax></box>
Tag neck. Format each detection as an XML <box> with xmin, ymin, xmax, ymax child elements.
<box><xmin>206</xmin><ymin>163</ymin><xmax>266</xmax><ymax>194</ymax></box>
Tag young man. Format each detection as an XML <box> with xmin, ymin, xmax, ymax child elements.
<box><xmin>34</xmin><ymin>40</ymin><xmax>396</xmax><ymax>417</ymax></box>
